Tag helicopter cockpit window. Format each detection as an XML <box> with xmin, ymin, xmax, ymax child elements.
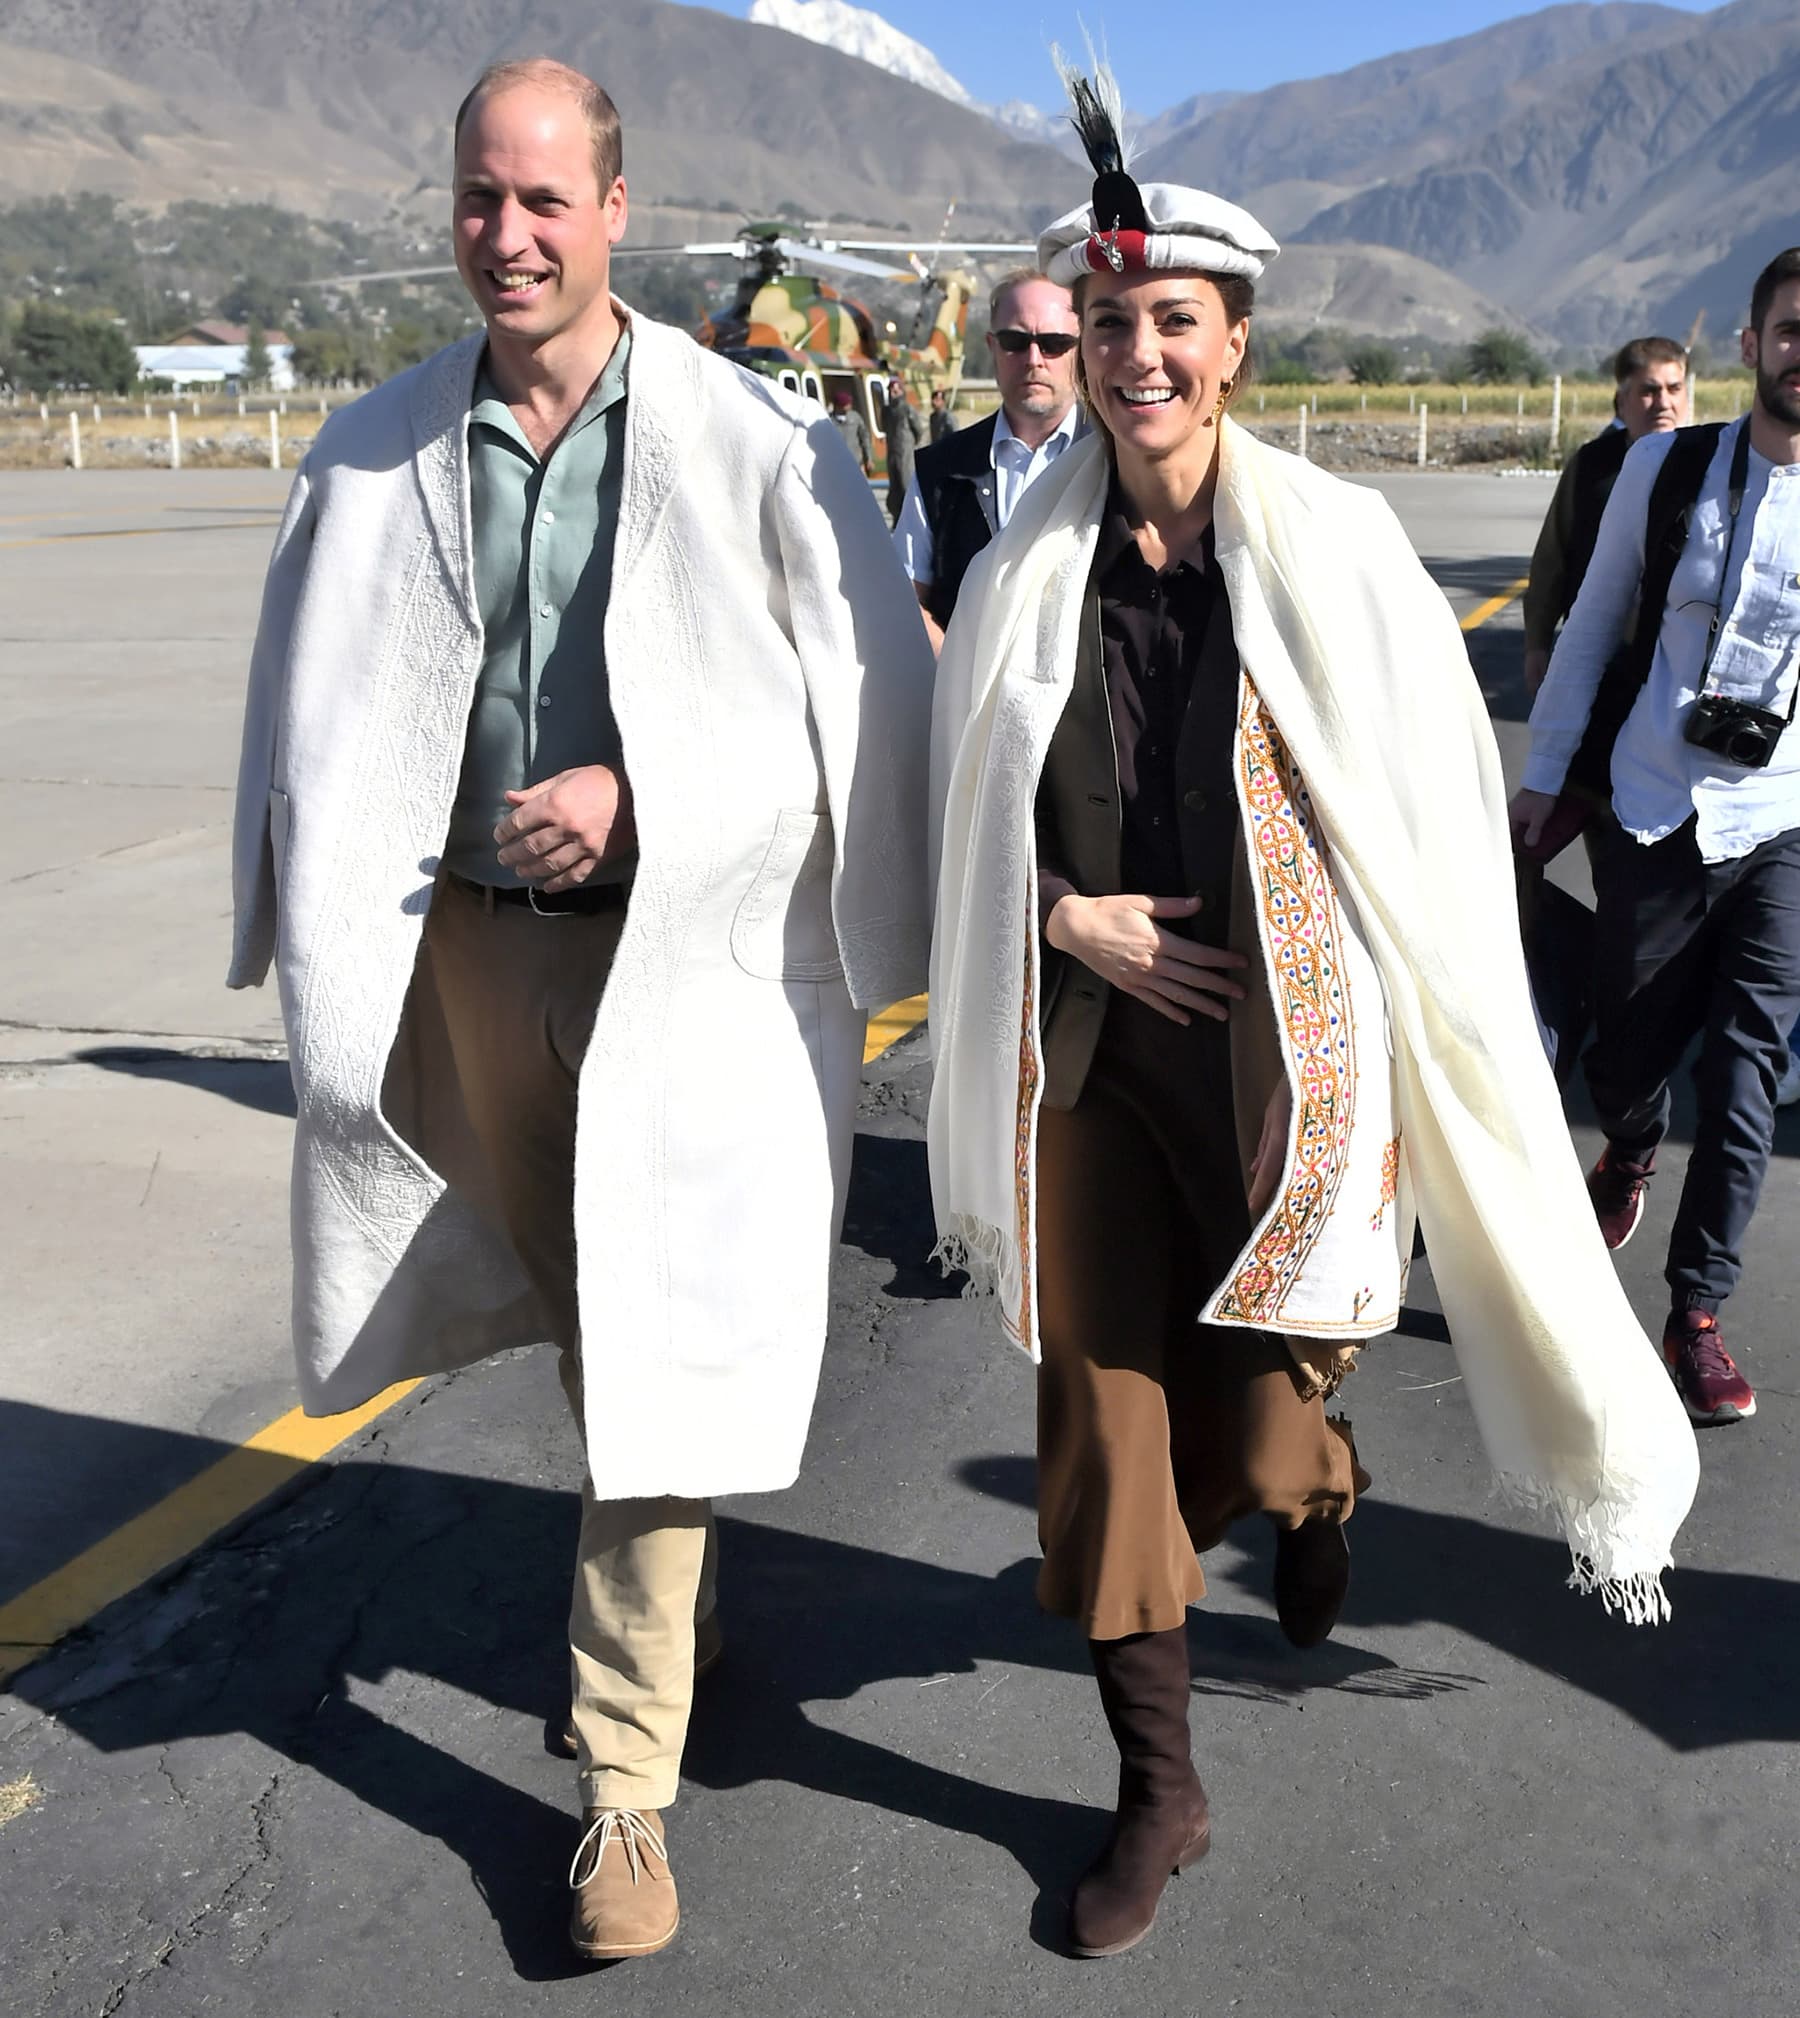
<box><xmin>777</xmin><ymin>369</ymin><xmax>801</xmax><ymax>396</ymax></box>
<box><xmin>801</xmin><ymin>371</ymin><xmax>823</xmax><ymax>406</ymax></box>
<box><xmin>865</xmin><ymin>379</ymin><xmax>887</xmax><ymax>439</ymax></box>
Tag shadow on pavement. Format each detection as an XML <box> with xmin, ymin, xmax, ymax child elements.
<box><xmin>77</xmin><ymin>1045</ymin><xmax>297</xmax><ymax>1118</ymax></box>
<box><xmin>10</xmin><ymin>1407</ymin><xmax>1798</xmax><ymax>1981</ymax></box>
<box><xmin>956</xmin><ymin>1450</ymin><xmax>1800</xmax><ymax>1748</ymax></box>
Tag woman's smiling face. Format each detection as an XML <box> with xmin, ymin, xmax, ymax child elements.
<box><xmin>1080</xmin><ymin>272</ymin><xmax>1249</xmax><ymax>458</ymax></box>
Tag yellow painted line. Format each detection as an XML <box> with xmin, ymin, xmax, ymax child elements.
<box><xmin>0</xmin><ymin>1379</ymin><xmax>419</xmax><ymax>1687</ymax></box>
<box><xmin>0</xmin><ymin>517</ymin><xmax>280</xmax><ymax>550</ymax></box>
<box><xmin>864</xmin><ymin>991</ymin><xmax>927</xmax><ymax>1064</ymax></box>
<box><xmin>1460</xmin><ymin>573</ymin><xmax>1531</xmax><ymax>632</ymax></box>
<box><xmin>2</xmin><ymin>991</ymin><xmax>931</xmax><ymax>1686</ymax></box>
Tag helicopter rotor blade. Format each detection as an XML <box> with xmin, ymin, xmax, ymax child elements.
<box><xmin>828</xmin><ymin>240</ymin><xmax>1037</xmax><ymax>256</ymax></box>
<box><xmin>769</xmin><ymin>237</ymin><xmax>919</xmax><ymax>282</ymax></box>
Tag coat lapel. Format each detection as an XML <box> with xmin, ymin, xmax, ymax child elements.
<box><xmin>611</xmin><ymin>310</ymin><xmax>705</xmax><ymax>591</ymax></box>
<box><xmin>408</xmin><ymin>331</ymin><xmax>485</xmax><ymax>630</ymax></box>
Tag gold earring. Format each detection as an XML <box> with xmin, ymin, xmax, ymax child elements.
<box><xmin>1210</xmin><ymin>379</ymin><xmax>1233</xmax><ymax>425</ymax></box>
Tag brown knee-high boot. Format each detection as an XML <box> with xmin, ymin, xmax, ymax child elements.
<box><xmin>1069</xmin><ymin>1625</ymin><xmax>1211</xmax><ymax>1958</ymax></box>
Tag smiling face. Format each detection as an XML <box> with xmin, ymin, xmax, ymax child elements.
<box><xmin>1079</xmin><ymin>271</ymin><xmax>1249</xmax><ymax>463</ymax></box>
<box><xmin>1745</xmin><ymin>277</ymin><xmax>1800</xmax><ymax>432</ymax></box>
<box><xmin>452</xmin><ymin>82</ymin><xmax>627</xmax><ymax>362</ymax></box>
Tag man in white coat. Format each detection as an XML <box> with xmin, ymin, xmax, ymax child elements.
<box><xmin>229</xmin><ymin>58</ymin><xmax>931</xmax><ymax>1961</ymax></box>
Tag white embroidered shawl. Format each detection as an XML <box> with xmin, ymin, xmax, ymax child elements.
<box><xmin>927</xmin><ymin>421</ymin><xmax>1699</xmax><ymax>1621</ymax></box>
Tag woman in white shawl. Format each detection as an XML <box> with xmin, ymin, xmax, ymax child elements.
<box><xmin>927</xmin><ymin>68</ymin><xmax>1699</xmax><ymax>1960</ymax></box>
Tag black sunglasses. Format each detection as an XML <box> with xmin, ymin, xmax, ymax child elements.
<box><xmin>991</xmin><ymin>329</ymin><xmax>1079</xmax><ymax>357</ymax></box>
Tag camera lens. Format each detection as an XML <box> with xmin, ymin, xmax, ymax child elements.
<box><xmin>1727</xmin><ymin>727</ymin><xmax>1765</xmax><ymax>767</ymax></box>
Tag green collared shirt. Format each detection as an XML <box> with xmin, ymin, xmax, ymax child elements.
<box><xmin>442</xmin><ymin>322</ymin><xmax>633</xmax><ymax>886</ymax></box>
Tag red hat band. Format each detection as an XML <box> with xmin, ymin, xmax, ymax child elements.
<box><xmin>1083</xmin><ymin>227</ymin><xmax>1150</xmax><ymax>276</ymax></box>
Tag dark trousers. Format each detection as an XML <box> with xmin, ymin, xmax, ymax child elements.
<box><xmin>1585</xmin><ymin>816</ymin><xmax>1800</xmax><ymax>1307</ymax></box>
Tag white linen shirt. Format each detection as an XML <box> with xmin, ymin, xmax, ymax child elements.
<box><xmin>892</xmin><ymin>403</ymin><xmax>1084</xmax><ymax>584</ymax></box>
<box><xmin>1523</xmin><ymin>417</ymin><xmax>1800</xmax><ymax>863</ymax></box>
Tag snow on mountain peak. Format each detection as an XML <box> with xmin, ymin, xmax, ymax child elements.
<box><xmin>747</xmin><ymin>0</ymin><xmax>976</xmax><ymax>106</ymax></box>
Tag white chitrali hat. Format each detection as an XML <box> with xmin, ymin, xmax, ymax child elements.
<box><xmin>1036</xmin><ymin>59</ymin><xmax>1279</xmax><ymax>288</ymax></box>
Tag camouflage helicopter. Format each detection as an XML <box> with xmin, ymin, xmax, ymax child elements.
<box><xmin>620</xmin><ymin>220</ymin><xmax>1033</xmax><ymax>479</ymax></box>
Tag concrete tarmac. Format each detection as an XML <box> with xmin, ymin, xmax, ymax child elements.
<box><xmin>2</xmin><ymin>465</ymin><xmax>1797</xmax><ymax>2017</ymax></box>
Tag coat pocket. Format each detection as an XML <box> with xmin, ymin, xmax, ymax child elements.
<box><xmin>730</xmin><ymin>809</ymin><xmax>842</xmax><ymax>982</ymax></box>
<box><xmin>269</xmin><ymin>787</ymin><xmax>293</xmax><ymax>889</ymax></box>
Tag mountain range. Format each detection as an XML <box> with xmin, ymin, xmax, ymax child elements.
<box><xmin>1</xmin><ymin>0</ymin><xmax>1793</xmax><ymax>348</ymax></box>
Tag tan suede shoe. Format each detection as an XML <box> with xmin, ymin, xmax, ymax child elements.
<box><xmin>558</xmin><ymin>1613</ymin><xmax>724</xmax><ymax>1759</ymax></box>
<box><xmin>568</xmin><ymin>1808</ymin><xmax>679</xmax><ymax>1961</ymax></box>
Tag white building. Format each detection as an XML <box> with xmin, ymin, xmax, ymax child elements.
<box><xmin>134</xmin><ymin>343</ymin><xmax>296</xmax><ymax>392</ymax></box>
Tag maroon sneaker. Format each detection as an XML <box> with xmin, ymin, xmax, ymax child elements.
<box><xmin>1587</xmin><ymin>1147</ymin><xmax>1654</xmax><ymax>1250</ymax></box>
<box><xmin>1662</xmin><ymin>1309</ymin><xmax>1756</xmax><ymax>1425</ymax></box>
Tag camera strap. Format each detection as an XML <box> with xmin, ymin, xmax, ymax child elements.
<box><xmin>1694</xmin><ymin>421</ymin><xmax>1775</xmax><ymax>707</ymax></box>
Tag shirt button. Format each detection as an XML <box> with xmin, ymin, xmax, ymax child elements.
<box><xmin>539</xmin><ymin>694</ymin><xmax>552</xmax><ymax>709</ymax></box>
<box><xmin>542</xmin><ymin>510</ymin><xmax>556</xmax><ymax>524</ymax></box>
<box><xmin>1184</xmin><ymin>789</ymin><xmax>1206</xmax><ymax>811</ymax></box>
<box><xmin>539</xmin><ymin>602</ymin><xmax>552</xmax><ymax>617</ymax></box>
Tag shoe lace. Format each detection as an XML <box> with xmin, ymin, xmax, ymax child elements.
<box><xmin>569</xmin><ymin>1808</ymin><xmax>669</xmax><ymax>1891</ymax></box>
<box><xmin>1682</xmin><ymin>1319</ymin><xmax>1738</xmax><ymax>1382</ymax></box>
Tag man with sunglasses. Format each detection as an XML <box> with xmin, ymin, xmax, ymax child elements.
<box><xmin>894</xmin><ymin>268</ymin><xmax>1084</xmax><ymax>651</ymax></box>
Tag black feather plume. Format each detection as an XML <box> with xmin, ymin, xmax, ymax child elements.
<box><xmin>1052</xmin><ymin>48</ymin><xmax>1149</xmax><ymax>237</ymax></box>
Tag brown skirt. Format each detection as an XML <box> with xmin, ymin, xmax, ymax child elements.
<box><xmin>1035</xmin><ymin>990</ymin><xmax>1367</xmax><ymax>1641</ymax></box>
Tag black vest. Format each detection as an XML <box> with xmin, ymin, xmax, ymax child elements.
<box><xmin>913</xmin><ymin>414</ymin><xmax>1001</xmax><ymax>630</ymax></box>
<box><xmin>1558</xmin><ymin>426</ymin><xmax>1633</xmax><ymax>626</ymax></box>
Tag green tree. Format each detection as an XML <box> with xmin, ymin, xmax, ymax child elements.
<box><xmin>291</xmin><ymin>324</ymin><xmax>354</xmax><ymax>384</ymax></box>
<box><xmin>7</xmin><ymin>302</ymin><xmax>137</xmax><ymax>393</ymax></box>
<box><xmin>1463</xmin><ymin>327</ymin><xmax>1546</xmax><ymax>386</ymax></box>
<box><xmin>1348</xmin><ymin>341</ymin><xmax>1400</xmax><ymax>386</ymax></box>
<box><xmin>244</xmin><ymin>321</ymin><xmax>272</xmax><ymax>388</ymax></box>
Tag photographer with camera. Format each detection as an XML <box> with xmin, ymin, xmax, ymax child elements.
<box><xmin>1511</xmin><ymin>249</ymin><xmax>1800</xmax><ymax>1427</ymax></box>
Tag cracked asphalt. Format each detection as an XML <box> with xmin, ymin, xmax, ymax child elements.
<box><xmin>3</xmin><ymin>470</ymin><xmax>1798</xmax><ymax>2017</ymax></box>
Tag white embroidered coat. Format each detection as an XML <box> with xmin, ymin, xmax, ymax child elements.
<box><xmin>230</xmin><ymin>313</ymin><xmax>933</xmax><ymax>1501</ymax></box>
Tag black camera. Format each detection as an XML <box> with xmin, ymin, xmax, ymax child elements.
<box><xmin>1684</xmin><ymin>693</ymin><xmax>1792</xmax><ymax>770</ymax></box>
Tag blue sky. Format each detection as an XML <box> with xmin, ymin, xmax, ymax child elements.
<box><xmin>704</xmin><ymin>0</ymin><xmax>1717</xmax><ymax>114</ymax></box>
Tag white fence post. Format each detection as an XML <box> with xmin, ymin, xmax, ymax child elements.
<box><xmin>39</xmin><ymin>401</ymin><xmax>48</xmax><ymax>423</ymax></box>
<box><xmin>238</xmin><ymin>395</ymin><xmax>246</xmax><ymax>416</ymax></box>
<box><xmin>269</xmin><ymin>408</ymin><xmax>281</xmax><ymax>470</ymax></box>
<box><xmin>169</xmin><ymin>411</ymin><xmax>182</xmax><ymax>469</ymax></box>
<box><xmin>69</xmin><ymin>412</ymin><xmax>82</xmax><ymax>469</ymax></box>
<box><xmin>1549</xmin><ymin>374</ymin><xmax>1563</xmax><ymax>460</ymax></box>
<box><xmin>1297</xmin><ymin>406</ymin><xmax>1308</xmax><ymax>461</ymax></box>
<box><xmin>1417</xmin><ymin>403</ymin><xmax>1428</xmax><ymax>468</ymax></box>
<box><xmin>92</xmin><ymin>402</ymin><xmax>101</xmax><ymax>425</ymax></box>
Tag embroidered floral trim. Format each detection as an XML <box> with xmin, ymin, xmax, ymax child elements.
<box><xmin>1215</xmin><ymin>686</ymin><xmax>1358</xmax><ymax>1325</ymax></box>
<box><xmin>1371</xmin><ymin>1135</ymin><xmax>1401</xmax><ymax>1232</ymax></box>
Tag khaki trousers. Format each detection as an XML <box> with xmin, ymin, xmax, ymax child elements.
<box><xmin>424</xmin><ymin>875</ymin><xmax>715</xmax><ymax>1811</ymax></box>
<box><xmin>1035</xmin><ymin>992</ymin><xmax>1366</xmax><ymax>1641</ymax></box>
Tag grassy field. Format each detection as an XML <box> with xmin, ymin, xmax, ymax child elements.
<box><xmin>0</xmin><ymin>377</ymin><xmax>1757</xmax><ymax>472</ymax></box>
<box><xmin>0</xmin><ymin>392</ymin><xmax>354</xmax><ymax>470</ymax></box>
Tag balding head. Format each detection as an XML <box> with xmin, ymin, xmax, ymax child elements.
<box><xmin>455</xmin><ymin>58</ymin><xmax>622</xmax><ymax>197</ymax></box>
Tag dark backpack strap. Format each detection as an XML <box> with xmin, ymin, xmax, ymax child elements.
<box><xmin>1566</xmin><ymin>423</ymin><xmax>1727</xmax><ymax>798</ymax></box>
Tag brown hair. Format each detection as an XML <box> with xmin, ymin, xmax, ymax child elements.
<box><xmin>1750</xmin><ymin>248</ymin><xmax>1800</xmax><ymax>340</ymax></box>
<box><xmin>1611</xmin><ymin>336</ymin><xmax>1688</xmax><ymax>383</ymax></box>
<box><xmin>454</xmin><ymin>59</ymin><xmax>623</xmax><ymax>193</ymax></box>
<box><xmin>1072</xmin><ymin>269</ymin><xmax>1256</xmax><ymax>448</ymax></box>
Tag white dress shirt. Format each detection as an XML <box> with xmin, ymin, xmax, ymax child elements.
<box><xmin>892</xmin><ymin>403</ymin><xmax>1084</xmax><ymax>585</ymax></box>
<box><xmin>1524</xmin><ymin>417</ymin><xmax>1800</xmax><ymax>863</ymax></box>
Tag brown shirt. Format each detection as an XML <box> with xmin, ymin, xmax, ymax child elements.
<box><xmin>1038</xmin><ymin>486</ymin><xmax>1240</xmax><ymax>935</ymax></box>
